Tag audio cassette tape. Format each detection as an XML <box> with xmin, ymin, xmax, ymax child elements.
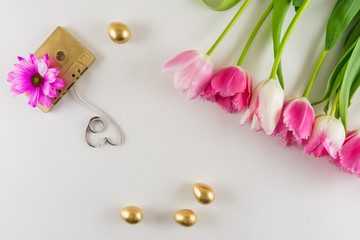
<box><xmin>32</xmin><ymin>26</ymin><xmax>95</xmax><ymax>112</ymax></box>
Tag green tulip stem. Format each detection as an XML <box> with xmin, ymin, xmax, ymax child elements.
<box><xmin>330</xmin><ymin>92</ymin><xmax>340</xmax><ymax>117</ymax></box>
<box><xmin>206</xmin><ymin>0</ymin><xmax>252</xmax><ymax>56</ymax></box>
<box><xmin>237</xmin><ymin>1</ymin><xmax>274</xmax><ymax>66</ymax></box>
<box><xmin>303</xmin><ymin>49</ymin><xmax>328</xmax><ymax>98</ymax></box>
<box><xmin>269</xmin><ymin>0</ymin><xmax>312</xmax><ymax>87</ymax></box>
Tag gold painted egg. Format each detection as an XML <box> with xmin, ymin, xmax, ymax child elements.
<box><xmin>193</xmin><ymin>183</ymin><xmax>215</xmax><ymax>205</ymax></box>
<box><xmin>108</xmin><ymin>22</ymin><xmax>131</xmax><ymax>44</ymax></box>
<box><xmin>120</xmin><ymin>206</ymin><xmax>143</xmax><ymax>224</ymax></box>
<box><xmin>174</xmin><ymin>209</ymin><xmax>197</xmax><ymax>227</ymax></box>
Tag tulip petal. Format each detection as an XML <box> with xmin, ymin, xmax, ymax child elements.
<box><xmin>234</xmin><ymin>71</ymin><xmax>252</xmax><ymax>111</ymax></box>
<box><xmin>312</xmin><ymin>141</ymin><xmax>330</xmax><ymax>158</ymax></box>
<box><xmin>162</xmin><ymin>50</ymin><xmax>200</xmax><ymax>74</ymax></box>
<box><xmin>240</xmin><ymin>80</ymin><xmax>265</xmax><ymax>126</ymax></box>
<box><xmin>305</xmin><ymin>117</ymin><xmax>326</xmax><ymax>157</ymax></box>
<box><xmin>324</xmin><ymin>117</ymin><xmax>346</xmax><ymax>158</ymax></box>
<box><xmin>215</xmin><ymin>96</ymin><xmax>234</xmax><ymax>113</ymax></box>
<box><xmin>240</xmin><ymin>101</ymin><xmax>255</xmax><ymax>126</ymax></box>
<box><xmin>339</xmin><ymin>131</ymin><xmax>360</xmax><ymax>174</ymax></box>
<box><xmin>232</xmin><ymin>91</ymin><xmax>249</xmax><ymax>112</ymax></box>
<box><xmin>211</xmin><ymin>66</ymin><xmax>246</xmax><ymax>97</ymax></box>
<box><xmin>173</xmin><ymin>57</ymin><xmax>204</xmax><ymax>90</ymax></box>
<box><xmin>231</xmin><ymin>93</ymin><xmax>244</xmax><ymax>112</ymax></box>
<box><xmin>304</xmin><ymin>115</ymin><xmax>345</xmax><ymax>158</ymax></box>
<box><xmin>202</xmin><ymin>66</ymin><xmax>252</xmax><ymax>113</ymax></box>
<box><xmin>243</xmin><ymin>71</ymin><xmax>252</xmax><ymax>106</ymax></box>
<box><xmin>254</xmin><ymin>79</ymin><xmax>284</xmax><ymax>135</ymax></box>
<box><xmin>251</xmin><ymin>113</ymin><xmax>262</xmax><ymax>131</ymax></box>
<box><xmin>187</xmin><ymin>58</ymin><xmax>214</xmax><ymax>100</ymax></box>
<box><xmin>202</xmin><ymin>84</ymin><xmax>217</xmax><ymax>102</ymax></box>
<box><xmin>283</xmin><ymin>97</ymin><xmax>314</xmax><ymax>141</ymax></box>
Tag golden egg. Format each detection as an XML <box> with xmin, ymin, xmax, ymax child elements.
<box><xmin>108</xmin><ymin>22</ymin><xmax>131</xmax><ymax>44</ymax></box>
<box><xmin>174</xmin><ymin>209</ymin><xmax>197</xmax><ymax>227</ymax></box>
<box><xmin>193</xmin><ymin>183</ymin><xmax>215</xmax><ymax>205</ymax></box>
<box><xmin>120</xmin><ymin>206</ymin><xmax>143</xmax><ymax>224</ymax></box>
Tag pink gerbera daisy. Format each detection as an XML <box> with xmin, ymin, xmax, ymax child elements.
<box><xmin>7</xmin><ymin>54</ymin><xmax>64</xmax><ymax>108</ymax></box>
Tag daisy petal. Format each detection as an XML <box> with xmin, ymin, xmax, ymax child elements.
<box><xmin>50</xmin><ymin>78</ymin><xmax>64</xmax><ymax>89</ymax></box>
<box><xmin>44</xmin><ymin>54</ymin><xmax>49</xmax><ymax>67</ymax></box>
<box><xmin>18</xmin><ymin>58</ymin><xmax>36</xmax><ymax>74</ymax></box>
<box><xmin>28</xmin><ymin>88</ymin><xmax>40</xmax><ymax>107</ymax></box>
<box><xmin>38</xmin><ymin>93</ymin><xmax>52</xmax><ymax>108</ymax></box>
<box><xmin>42</xmin><ymin>82</ymin><xmax>51</xmax><ymax>96</ymax></box>
<box><xmin>37</xmin><ymin>61</ymin><xmax>48</xmax><ymax>77</ymax></box>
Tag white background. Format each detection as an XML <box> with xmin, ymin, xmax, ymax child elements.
<box><xmin>1</xmin><ymin>0</ymin><xmax>360</xmax><ymax>239</ymax></box>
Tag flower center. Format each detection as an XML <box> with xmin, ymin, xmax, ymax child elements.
<box><xmin>31</xmin><ymin>74</ymin><xmax>44</xmax><ymax>87</ymax></box>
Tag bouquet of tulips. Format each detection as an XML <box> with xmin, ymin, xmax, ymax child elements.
<box><xmin>162</xmin><ymin>0</ymin><xmax>360</xmax><ymax>177</ymax></box>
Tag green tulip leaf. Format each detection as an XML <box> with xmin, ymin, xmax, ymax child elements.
<box><xmin>342</xmin><ymin>15</ymin><xmax>360</xmax><ymax>56</ymax></box>
<box><xmin>202</xmin><ymin>0</ymin><xmax>242</xmax><ymax>11</ymax></box>
<box><xmin>325</xmin><ymin>0</ymin><xmax>360</xmax><ymax>51</ymax></box>
<box><xmin>349</xmin><ymin>39</ymin><xmax>360</xmax><ymax>101</ymax></box>
<box><xmin>292</xmin><ymin>0</ymin><xmax>304</xmax><ymax>11</ymax></box>
<box><xmin>350</xmin><ymin>69</ymin><xmax>360</xmax><ymax>101</ymax></box>
<box><xmin>313</xmin><ymin>39</ymin><xmax>357</xmax><ymax>105</ymax></box>
<box><xmin>323</xmin><ymin>62</ymin><xmax>347</xmax><ymax>114</ymax></box>
<box><xmin>339</xmin><ymin>37</ymin><xmax>360</xmax><ymax>131</ymax></box>
<box><xmin>272</xmin><ymin>0</ymin><xmax>291</xmax><ymax>88</ymax></box>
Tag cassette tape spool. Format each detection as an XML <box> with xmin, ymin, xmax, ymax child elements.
<box><xmin>33</xmin><ymin>26</ymin><xmax>95</xmax><ymax>112</ymax></box>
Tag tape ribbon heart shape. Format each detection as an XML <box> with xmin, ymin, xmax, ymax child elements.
<box><xmin>72</xmin><ymin>85</ymin><xmax>123</xmax><ymax>148</ymax></box>
<box><xmin>85</xmin><ymin>116</ymin><xmax>119</xmax><ymax>147</ymax></box>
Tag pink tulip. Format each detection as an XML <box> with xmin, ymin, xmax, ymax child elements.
<box><xmin>304</xmin><ymin>115</ymin><xmax>345</xmax><ymax>158</ymax></box>
<box><xmin>273</xmin><ymin>97</ymin><xmax>315</xmax><ymax>146</ymax></box>
<box><xmin>202</xmin><ymin>66</ymin><xmax>252</xmax><ymax>113</ymax></box>
<box><xmin>240</xmin><ymin>78</ymin><xmax>284</xmax><ymax>135</ymax></box>
<box><xmin>162</xmin><ymin>50</ymin><xmax>214</xmax><ymax>100</ymax></box>
<box><xmin>335</xmin><ymin>130</ymin><xmax>360</xmax><ymax>176</ymax></box>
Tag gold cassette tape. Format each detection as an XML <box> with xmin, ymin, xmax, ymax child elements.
<box><xmin>33</xmin><ymin>26</ymin><xmax>95</xmax><ymax>112</ymax></box>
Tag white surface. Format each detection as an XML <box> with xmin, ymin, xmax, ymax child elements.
<box><xmin>1</xmin><ymin>0</ymin><xmax>360</xmax><ymax>239</ymax></box>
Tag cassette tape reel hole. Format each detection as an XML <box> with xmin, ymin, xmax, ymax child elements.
<box><xmin>56</xmin><ymin>51</ymin><xmax>65</xmax><ymax>61</ymax></box>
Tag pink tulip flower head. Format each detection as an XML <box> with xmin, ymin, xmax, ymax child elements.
<box><xmin>335</xmin><ymin>130</ymin><xmax>360</xmax><ymax>176</ymax></box>
<box><xmin>202</xmin><ymin>66</ymin><xmax>252</xmax><ymax>113</ymax></box>
<box><xmin>240</xmin><ymin>78</ymin><xmax>284</xmax><ymax>135</ymax></box>
<box><xmin>162</xmin><ymin>50</ymin><xmax>214</xmax><ymax>100</ymax></box>
<box><xmin>7</xmin><ymin>54</ymin><xmax>64</xmax><ymax>108</ymax></box>
<box><xmin>273</xmin><ymin>97</ymin><xmax>315</xmax><ymax>146</ymax></box>
<box><xmin>304</xmin><ymin>115</ymin><xmax>345</xmax><ymax>158</ymax></box>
